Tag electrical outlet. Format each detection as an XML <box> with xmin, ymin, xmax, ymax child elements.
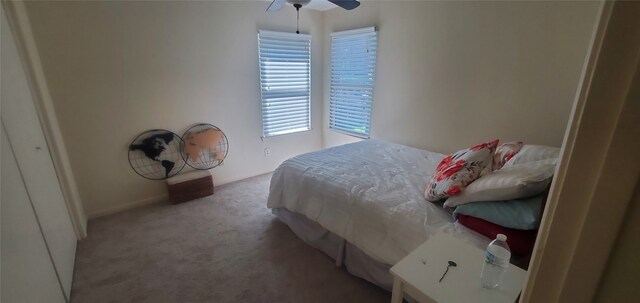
<box><xmin>264</xmin><ymin>148</ymin><xmax>271</xmax><ymax>157</ymax></box>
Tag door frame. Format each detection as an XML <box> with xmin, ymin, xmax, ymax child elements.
<box><xmin>2</xmin><ymin>0</ymin><xmax>87</xmax><ymax>239</ymax></box>
<box><xmin>520</xmin><ymin>1</ymin><xmax>640</xmax><ymax>301</ymax></box>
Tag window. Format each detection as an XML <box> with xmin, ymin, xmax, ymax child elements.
<box><xmin>258</xmin><ymin>30</ymin><xmax>311</xmax><ymax>137</ymax></box>
<box><xmin>330</xmin><ymin>27</ymin><xmax>378</xmax><ymax>138</ymax></box>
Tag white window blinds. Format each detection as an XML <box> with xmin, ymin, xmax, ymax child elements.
<box><xmin>330</xmin><ymin>27</ymin><xmax>377</xmax><ymax>138</ymax></box>
<box><xmin>258</xmin><ymin>30</ymin><xmax>311</xmax><ymax>137</ymax></box>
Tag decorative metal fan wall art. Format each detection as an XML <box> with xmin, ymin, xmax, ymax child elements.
<box><xmin>180</xmin><ymin>123</ymin><xmax>229</xmax><ymax>170</ymax></box>
<box><xmin>128</xmin><ymin>129</ymin><xmax>186</xmax><ymax>180</ymax></box>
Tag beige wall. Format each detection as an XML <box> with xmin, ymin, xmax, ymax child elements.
<box><xmin>24</xmin><ymin>1</ymin><xmax>324</xmax><ymax>217</ymax></box>
<box><xmin>322</xmin><ymin>1</ymin><xmax>600</xmax><ymax>153</ymax></box>
<box><xmin>23</xmin><ymin>1</ymin><xmax>601</xmax><ymax>217</ymax></box>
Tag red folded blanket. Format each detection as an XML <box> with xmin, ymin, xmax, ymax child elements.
<box><xmin>456</xmin><ymin>214</ymin><xmax>538</xmax><ymax>255</ymax></box>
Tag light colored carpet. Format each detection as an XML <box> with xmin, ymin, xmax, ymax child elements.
<box><xmin>71</xmin><ymin>173</ymin><xmax>390</xmax><ymax>303</ymax></box>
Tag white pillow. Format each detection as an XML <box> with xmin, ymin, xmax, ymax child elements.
<box><xmin>443</xmin><ymin>159</ymin><xmax>556</xmax><ymax>208</ymax></box>
<box><xmin>503</xmin><ymin>145</ymin><xmax>560</xmax><ymax>167</ymax></box>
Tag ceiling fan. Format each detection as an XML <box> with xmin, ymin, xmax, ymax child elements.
<box><xmin>266</xmin><ymin>0</ymin><xmax>361</xmax><ymax>12</ymax></box>
<box><xmin>267</xmin><ymin>0</ymin><xmax>360</xmax><ymax>34</ymax></box>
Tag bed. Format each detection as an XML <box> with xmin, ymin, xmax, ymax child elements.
<box><xmin>267</xmin><ymin>139</ymin><xmax>492</xmax><ymax>290</ymax></box>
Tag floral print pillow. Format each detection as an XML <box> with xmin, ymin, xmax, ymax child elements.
<box><xmin>493</xmin><ymin>141</ymin><xmax>524</xmax><ymax>170</ymax></box>
<box><xmin>425</xmin><ymin>139</ymin><xmax>499</xmax><ymax>201</ymax></box>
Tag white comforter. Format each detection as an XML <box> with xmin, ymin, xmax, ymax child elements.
<box><xmin>268</xmin><ymin>139</ymin><xmax>488</xmax><ymax>265</ymax></box>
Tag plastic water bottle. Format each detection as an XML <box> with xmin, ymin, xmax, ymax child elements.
<box><xmin>480</xmin><ymin>234</ymin><xmax>511</xmax><ymax>288</ymax></box>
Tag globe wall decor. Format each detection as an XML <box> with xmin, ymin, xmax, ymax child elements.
<box><xmin>180</xmin><ymin>123</ymin><xmax>229</xmax><ymax>170</ymax></box>
<box><xmin>128</xmin><ymin>129</ymin><xmax>186</xmax><ymax>180</ymax></box>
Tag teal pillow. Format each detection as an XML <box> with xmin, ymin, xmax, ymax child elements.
<box><xmin>452</xmin><ymin>195</ymin><xmax>543</xmax><ymax>230</ymax></box>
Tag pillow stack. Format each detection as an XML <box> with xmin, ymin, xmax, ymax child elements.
<box><xmin>425</xmin><ymin>139</ymin><xmax>499</xmax><ymax>201</ymax></box>
<box><xmin>425</xmin><ymin>141</ymin><xmax>560</xmax><ymax>255</ymax></box>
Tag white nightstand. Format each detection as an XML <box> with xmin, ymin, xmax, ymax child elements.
<box><xmin>390</xmin><ymin>231</ymin><xmax>527</xmax><ymax>303</ymax></box>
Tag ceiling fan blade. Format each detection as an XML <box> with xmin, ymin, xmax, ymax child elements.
<box><xmin>328</xmin><ymin>0</ymin><xmax>360</xmax><ymax>10</ymax></box>
<box><xmin>267</xmin><ymin>0</ymin><xmax>287</xmax><ymax>12</ymax></box>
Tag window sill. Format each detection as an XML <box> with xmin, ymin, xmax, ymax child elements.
<box><xmin>329</xmin><ymin>128</ymin><xmax>369</xmax><ymax>139</ymax></box>
<box><xmin>261</xmin><ymin>128</ymin><xmax>313</xmax><ymax>139</ymax></box>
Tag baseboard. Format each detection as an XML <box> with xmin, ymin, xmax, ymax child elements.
<box><xmin>87</xmin><ymin>194</ymin><xmax>168</xmax><ymax>219</ymax></box>
<box><xmin>213</xmin><ymin>170</ymin><xmax>274</xmax><ymax>187</ymax></box>
<box><xmin>86</xmin><ymin>171</ymin><xmax>274</xmax><ymax>220</ymax></box>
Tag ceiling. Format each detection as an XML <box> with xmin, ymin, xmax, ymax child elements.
<box><xmin>262</xmin><ymin>0</ymin><xmax>338</xmax><ymax>12</ymax></box>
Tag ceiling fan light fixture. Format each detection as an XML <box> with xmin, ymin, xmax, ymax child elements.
<box><xmin>287</xmin><ymin>0</ymin><xmax>311</xmax><ymax>6</ymax></box>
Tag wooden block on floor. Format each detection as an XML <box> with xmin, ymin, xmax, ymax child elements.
<box><xmin>166</xmin><ymin>170</ymin><xmax>214</xmax><ymax>204</ymax></box>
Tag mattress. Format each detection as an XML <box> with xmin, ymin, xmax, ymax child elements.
<box><xmin>267</xmin><ymin>139</ymin><xmax>490</xmax><ymax>266</ymax></box>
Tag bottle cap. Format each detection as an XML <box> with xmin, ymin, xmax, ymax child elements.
<box><xmin>497</xmin><ymin>234</ymin><xmax>507</xmax><ymax>241</ymax></box>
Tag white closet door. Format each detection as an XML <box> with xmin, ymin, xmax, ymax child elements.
<box><xmin>1</xmin><ymin>6</ymin><xmax>77</xmax><ymax>299</ymax></box>
<box><xmin>1</xmin><ymin>124</ymin><xmax>67</xmax><ymax>303</ymax></box>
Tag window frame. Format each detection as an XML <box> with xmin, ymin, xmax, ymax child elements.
<box><xmin>329</xmin><ymin>26</ymin><xmax>378</xmax><ymax>139</ymax></box>
<box><xmin>258</xmin><ymin>30</ymin><xmax>312</xmax><ymax>138</ymax></box>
